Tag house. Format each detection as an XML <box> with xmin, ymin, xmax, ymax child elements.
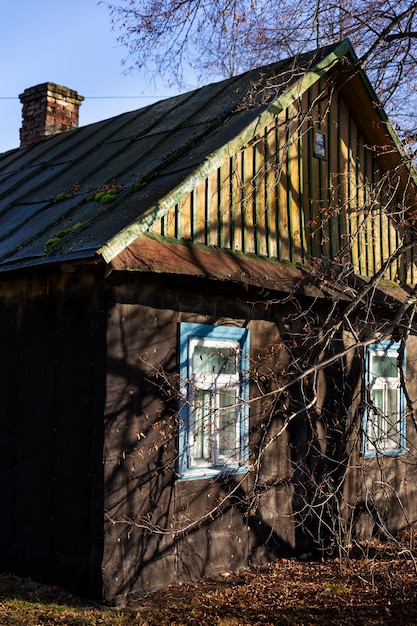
<box><xmin>1</xmin><ymin>38</ymin><xmax>417</xmax><ymax>604</ymax></box>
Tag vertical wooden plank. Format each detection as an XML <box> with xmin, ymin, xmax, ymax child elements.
<box><xmin>278</xmin><ymin>109</ymin><xmax>290</xmax><ymax>261</ymax></box>
<box><xmin>388</xmin><ymin>213</ymin><xmax>400</xmax><ymax>280</ymax></box>
<box><xmin>164</xmin><ymin>206</ymin><xmax>176</xmax><ymax>238</ymax></box>
<box><xmin>364</xmin><ymin>146</ymin><xmax>374</xmax><ymax>276</ymax></box>
<box><xmin>380</xmin><ymin>199</ymin><xmax>391</xmax><ymax>278</ymax></box>
<box><xmin>411</xmin><ymin>236</ymin><xmax>417</xmax><ymax>285</ymax></box>
<box><xmin>356</xmin><ymin>132</ymin><xmax>366</xmax><ymax>276</ymax></box>
<box><xmin>375</xmin><ymin>168</ymin><xmax>384</xmax><ymax>277</ymax></box>
<box><xmin>174</xmin><ymin>203</ymin><xmax>180</xmax><ymax>239</ymax></box>
<box><xmin>301</xmin><ymin>90</ymin><xmax>312</xmax><ymax>260</ymax></box>
<box><xmin>308</xmin><ymin>82</ymin><xmax>321</xmax><ymax>260</ymax></box>
<box><xmin>317</xmin><ymin>85</ymin><xmax>330</xmax><ymax>260</ymax></box>
<box><xmin>348</xmin><ymin>115</ymin><xmax>360</xmax><ymax>273</ymax></box>
<box><xmin>358</xmin><ymin>139</ymin><xmax>368</xmax><ymax>276</ymax></box>
<box><xmin>266</xmin><ymin>120</ymin><xmax>279</xmax><ymax>258</ymax></box>
<box><xmin>149</xmin><ymin>215</ymin><xmax>161</xmax><ymax>236</ymax></box>
<box><xmin>328</xmin><ymin>88</ymin><xmax>340</xmax><ymax>260</ymax></box>
<box><xmin>180</xmin><ymin>193</ymin><xmax>192</xmax><ymax>240</ymax></box>
<box><xmin>243</xmin><ymin>143</ymin><xmax>255</xmax><ymax>254</ymax></box>
<box><xmin>404</xmin><ymin>229</ymin><xmax>412</xmax><ymax>285</ymax></box>
<box><xmin>372</xmin><ymin>162</ymin><xmax>382</xmax><ymax>277</ymax></box>
<box><xmin>221</xmin><ymin>159</ymin><xmax>232</xmax><ymax>250</ymax></box>
<box><xmin>338</xmin><ymin>96</ymin><xmax>350</xmax><ymax>264</ymax></box>
<box><xmin>204</xmin><ymin>177</ymin><xmax>210</xmax><ymax>246</ymax></box>
<box><xmin>233</xmin><ymin>151</ymin><xmax>243</xmax><ymax>252</ymax></box>
<box><xmin>297</xmin><ymin>99</ymin><xmax>307</xmax><ymax>263</ymax></box>
<box><xmin>255</xmin><ymin>131</ymin><xmax>267</xmax><ymax>256</ymax></box>
<box><xmin>208</xmin><ymin>169</ymin><xmax>219</xmax><ymax>247</ymax></box>
<box><xmin>308</xmin><ymin>86</ymin><xmax>317</xmax><ymax>259</ymax></box>
<box><xmin>190</xmin><ymin>189</ymin><xmax>196</xmax><ymax>242</ymax></box>
<box><xmin>288</xmin><ymin>102</ymin><xmax>302</xmax><ymax>262</ymax></box>
<box><xmin>195</xmin><ymin>181</ymin><xmax>206</xmax><ymax>244</ymax></box>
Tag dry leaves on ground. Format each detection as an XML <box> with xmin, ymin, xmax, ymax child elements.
<box><xmin>1</xmin><ymin>547</ymin><xmax>417</xmax><ymax>625</ymax></box>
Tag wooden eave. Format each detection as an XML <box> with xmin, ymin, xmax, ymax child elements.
<box><xmin>109</xmin><ymin>236</ymin><xmax>353</xmax><ymax>301</ymax></box>
<box><xmin>111</xmin><ymin>236</ymin><xmax>414</xmax><ymax>312</ymax></box>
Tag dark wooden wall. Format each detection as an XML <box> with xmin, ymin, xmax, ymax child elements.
<box><xmin>99</xmin><ymin>271</ymin><xmax>411</xmax><ymax>603</ymax></box>
<box><xmin>102</xmin><ymin>271</ymin><xmax>417</xmax><ymax>604</ymax></box>
<box><xmin>0</xmin><ymin>266</ymin><xmax>107</xmax><ymax>598</ymax></box>
<box><xmin>1</xmin><ymin>264</ymin><xmax>417</xmax><ymax>604</ymax></box>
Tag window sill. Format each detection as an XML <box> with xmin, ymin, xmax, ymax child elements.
<box><xmin>363</xmin><ymin>446</ymin><xmax>408</xmax><ymax>459</ymax></box>
<box><xmin>176</xmin><ymin>465</ymin><xmax>249</xmax><ymax>481</ymax></box>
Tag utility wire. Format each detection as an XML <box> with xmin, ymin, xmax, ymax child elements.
<box><xmin>0</xmin><ymin>95</ymin><xmax>173</xmax><ymax>100</ymax></box>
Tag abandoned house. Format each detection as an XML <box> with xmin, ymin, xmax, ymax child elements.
<box><xmin>1</xmin><ymin>38</ymin><xmax>417</xmax><ymax>604</ymax></box>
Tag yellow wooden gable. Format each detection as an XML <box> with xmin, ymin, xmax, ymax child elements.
<box><xmin>100</xmin><ymin>40</ymin><xmax>417</xmax><ymax>286</ymax></box>
<box><xmin>148</xmin><ymin>84</ymin><xmax>415</xmax><ymax>285</ymax></box>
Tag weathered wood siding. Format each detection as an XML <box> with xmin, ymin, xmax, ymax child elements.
<box><xmin>102</xmin><ymin>271</ymin><xmax>417</xmax><ymax>603</ymax></box>
<box><xmin>0</xmin><ymin>268</ymin><xmax>106</xmax><ymax>598</ymax></box>
<box><xmin>103</xmin><ymin>274</ymin><xmax>308</xmax><ymax>603</ymax></box>
<box><xmin>149</xmin><ymin>78</ymin><xmax>417</xmax><ymax>284</ymax></box>
<box><xmin>1</xmin><ymin>263</ymin><xmax>416</xmax><ymax>603</ymax></box>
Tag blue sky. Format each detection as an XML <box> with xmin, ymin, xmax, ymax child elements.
<box><xmin>1</xmin><ymin>0</ymin><xmax>192</xmax><ymax>153</ymax></box>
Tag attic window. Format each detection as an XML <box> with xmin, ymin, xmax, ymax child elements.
<box><xmin>315</xmin><ymin>131</ymin><xmax>326</xmax><ymax>158</ymax></box>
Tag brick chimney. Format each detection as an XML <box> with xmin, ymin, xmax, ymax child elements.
<box><xmin>19</xmin><ymin>83</ymin><xmax>84</xmax><ymax>147</ymax></box>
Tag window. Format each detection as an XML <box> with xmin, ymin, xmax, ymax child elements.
<box><xmin>178</xmin><ymin>323</ymin><xmax>250</xmax><ymax>479</ymax></box>
<box><xmin>363</xmin><ymin>340</ymin><xmax>406</xmax><ymax>457</ymax></box>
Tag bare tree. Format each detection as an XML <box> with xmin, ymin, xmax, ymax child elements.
<box><xmin>101</xmin><ymin>0</ymin><xmax>417</xmax><ymax>143</ymax></box>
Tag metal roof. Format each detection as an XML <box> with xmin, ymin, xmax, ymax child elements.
<box><xmin>0</xmin><ymin>40</ymin><xmax>352</xmax><ymax>273</ymax></box>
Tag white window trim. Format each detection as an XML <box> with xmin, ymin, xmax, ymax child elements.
<box><xmin>178</xmin><ymin>323</ymin><xmax>250</xmax><ymax>479</ymax></box>
<box><xmin>363</xmin><ymin>340</ymin><xmax>406</xmax><ymax>458</ymax></box>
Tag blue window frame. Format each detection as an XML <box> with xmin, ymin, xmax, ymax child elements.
<box><xmin>178</xmin><ymin>323</ymin><xmax>250</xmax><ymax>479</ymax></box>
<box><xmin>363</xmin><ymin>340</ymin><xmax>406</xmax><ymax>458</ymax></box>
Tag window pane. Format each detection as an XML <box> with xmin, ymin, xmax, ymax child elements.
<box><xmin>370</xmin><ymin>388</ymin><xmax>383</xmax><ymax>440</ymax></box>
<box><xmin>371</xmin><ymin>388</ymin><xmax>384</xmax><ymax>411</ymax></box>
<box><xmin>218</xmin><ymin>389</ymin><xmax>238</xmax><ymax>459</ymax></box>
<box><xmin>370</xmin><ymin>354</ymin><xmax>398</xmax><ymax>378</ymax></box>
<box><xmin>369</xmin><ymin>387</ymin><xmax>400</xmax><ymax>448</ymax></box>
<box><xmin>193</xmin><ymin>389</ymin><xmax>211</xmax><ymax>462</ymax></box>
<box><xmin>386</xmin><ymin>388</ymin><xmax>399</xmax><ymax>441</ymax></box>
<box><xmin>194</xmin><ymin>345</ymin><xmax>237</xmax><ymax>375</ymax></box>
<box><xmin>315</xmin><ymin>131</ymin><xmax>326</xmax><ymax>157</ymax></box>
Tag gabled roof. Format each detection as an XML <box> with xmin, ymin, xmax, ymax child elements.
<box><xmin>0</xmin><ymin>39</ymin><xmax>406</xmax><ymax>273</ymax></box>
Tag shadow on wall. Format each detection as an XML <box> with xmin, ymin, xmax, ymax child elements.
<box><xmin>101</xmin><ymin>290</ymin><xmax>417</xmax><ymax>602</ymax></box>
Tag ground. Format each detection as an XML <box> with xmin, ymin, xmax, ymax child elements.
<box><xmin>1</xmin><ymin>547</ymin><xmax>417</xmax><ymax>625</ymax></box>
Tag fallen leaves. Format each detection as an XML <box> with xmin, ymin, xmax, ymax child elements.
<box><xmin>130</xmin><ymin>554</ymin><xmax>417</xmax><ymax>625</ymax></box>
<box><xmin>1</xmin><ymin>549</ymin><xmax>417</xmax><ymax>624</ymax></box>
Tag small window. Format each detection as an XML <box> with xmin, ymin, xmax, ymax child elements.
<box><xmin>178</xmin><ymin>323</ymin><xmax>250</xmax><ymax>479</ymax></box>
<box><xmin>363</xmin><ymin>340</ymin><xmax>406</xmax><ymax>457</ymax></box>
<box><xmin>315</xmin><ymin>131</ymin><xmax>326</xmax><ymax>158</ymax></box>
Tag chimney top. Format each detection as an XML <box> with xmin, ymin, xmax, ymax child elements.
<box><xmin>19</xmin><ymin>82</ymin><xmax>84</xmax><ymax>147</ymax></box>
